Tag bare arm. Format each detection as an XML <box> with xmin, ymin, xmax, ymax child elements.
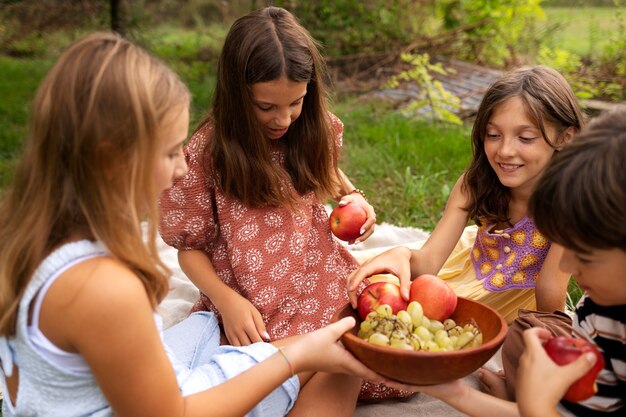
<box><xmin>46</xmin><ymin>257</ymin><xmax>386</xmax><ymax>417</ymax></box>
<box><xmin>534</xmin><ymin>243</ymin><xmax>569</xmax><ymax>312</ymax></box>
<box><xmin>178</xmin><ymin>249</ymin><xmax>268</xmax><ymax>345</ymax></box>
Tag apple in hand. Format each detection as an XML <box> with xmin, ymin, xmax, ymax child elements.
<box><xmin>357</xmin><ymin>282</ymin><xmax>408</xmax><ymax>320</ymax></box>
<box><xmin>543</xmin><ymin>336</ymin><xmax>605</xmax><ymax>403</ymax></box>
<box><xmin>329</xmin><ymin>202</ymin><xmax>367</xmax><ymax>242</ymax></box>
<box><xmin>409</xmin><ymin>274</ymin><xmax>457</xmax><ymax>322</ymax></box>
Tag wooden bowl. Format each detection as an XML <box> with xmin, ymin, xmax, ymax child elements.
<box><xmin>333</xmin><ymin>297</ymin><xmax>508</xmax><ymax>385</ymax></box>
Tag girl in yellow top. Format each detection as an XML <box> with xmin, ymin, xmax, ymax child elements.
<box><xmin>348</xmin><ymin>66</ymin><xmax>585</xmax><ymax>325</ymax></box>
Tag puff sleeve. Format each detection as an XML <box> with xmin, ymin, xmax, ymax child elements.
<box><xmin>158</xmin><ymin>123</ymin><xmax>218</xmax><ymax>251</ymax></box>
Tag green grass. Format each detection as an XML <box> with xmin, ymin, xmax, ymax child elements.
<box><xmin>543</xmin><ymin>6</ymin><xmax>625</xmax><ymax>57</ymax></box>
<box><xmin>0</xmin><ymin>56</ymin><xmax>53</xmax><ymax>188</ymax></box>
<box><xmin>334</xmin><ymin>101</ymin><xmax>471</xmax><ymax>229</ymax></box>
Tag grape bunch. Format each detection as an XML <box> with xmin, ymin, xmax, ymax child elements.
<box><xmin>357</xmin><ymin>301</ymin><xmax>483</xmax><ymax>352</ymax></box>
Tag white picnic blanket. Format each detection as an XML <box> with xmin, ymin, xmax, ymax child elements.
<box><xmin>156</xmin><ymin>221</ymin><xmax>503</xmax><ymax>417</ymax></box>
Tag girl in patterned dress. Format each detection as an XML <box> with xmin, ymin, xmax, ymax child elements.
<box><xmin>348</xmin><ymin>65</ymin><xmax>585</xmax><ymax>325</ymax></box>
<box><xmin>158</xmin><ymin>6</ymin><xmax>411</xmax><ymax>401</ymax></box>
<box><xmin>0</xmin><ymin>32</ymin><xmax>388</xmax><ymax>416</ymax></box>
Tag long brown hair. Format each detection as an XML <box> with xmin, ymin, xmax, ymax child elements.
<box><xmin>203</xmin><ymin>6</ymin><xmax>340</xmax><ymax>207</ymax></box>
<box><xmin>530</xmin><ymin>107</ymin><xmax>626</xmax><ymax>252</ymax></box>
<box><xmin>0</xmin><ymin>32</ymin><xmax>190</xmax><ymax>336</ymax></box>
<box><xmin>463</xmin><ymin>66</ymin><xmax>585</xmax><ymax>226</ymax></box>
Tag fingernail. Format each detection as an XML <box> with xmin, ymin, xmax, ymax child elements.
<box><xmin>359</xmin><ymin>228</ymin><xmax>365</xmax><ymax>235</ymax></box>
<box><xmin>584</xmin><ymin>352</ymin><xmax>596</xmax><ymax>364</ymax></box>
<box><xmin>338</xmin><ymin>200</ymin><xmax>346</xmax><ymax>206</ymax></box>
<box><xmin>263</xmin><ymin>332</ymin><xmax>270</xmax><ymax>341</ymax></box>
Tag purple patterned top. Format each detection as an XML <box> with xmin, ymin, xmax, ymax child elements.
<box><xmin>471</xmin><ymin>216</ymin><xmax>551</xmax><ymax>292</ymax></box>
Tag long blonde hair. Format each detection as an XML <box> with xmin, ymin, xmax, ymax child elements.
<box><xmin>0</xmin><ymin>32</ymin><xmax>190</xmax><ymax>336</ymax></box>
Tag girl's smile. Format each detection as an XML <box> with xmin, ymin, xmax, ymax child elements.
<box><xmin>484</xmin><ymin>97</ymin><xmax>559</xmax><ymax>195</ymax></box>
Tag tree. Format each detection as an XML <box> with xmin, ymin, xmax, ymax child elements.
<box><xmin>110</xmin><ymin>0</ymin><xmax>129</xmax><ymax>37</ymax></box>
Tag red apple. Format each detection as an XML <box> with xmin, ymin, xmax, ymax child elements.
<box><xmin>329</xmin><ymin>202</ymin><xmax>367</xmax><ymax>242</ymax></box>
<box><xmin>543</xmin><ymin>336</ymin><xmax>605</xmax><ymax>403</ymax></box>
<box><xmin>409</xmin><ymin>274</ymin><xmax>457</xmax><ymax>322</ymax></box>
<box><xmin>357</xmin><ymin>282</ymin><xmax>408</xmax><ymax>320</ymax></box>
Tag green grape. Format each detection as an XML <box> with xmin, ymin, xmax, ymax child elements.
<box><xmin>464</xmin><ymin>323</ymin><xmax>477</xmax><ymax>333</ymax></box>
<box><xmin>378</xmin><ymin>320</ymin><xmax>394</xmax><ymax>336</ymax></box>
<box><xmin>368</xmin><ymin>332</ymin><xmax>390</xmax><ymax>346</ymax></box>
<box><xmin>429</xmin><ymin>319</ymin><xmax>444</xmax><ymax>332</ymax></box>
<box><xmin>469</xmin><ymin>333</ymin><xmax>483</xmax><ymax>347</ymax></box>
<box><xmin>366</xmin><ymin>311</ymin><xmax>379</xmax><ymax>321</ymax></box>
<box><xmin>436</xmin><ymin>336</ymin><xmax>452</xmax><ymax>349</ymax></box>
<box><xmin>455</xmin><ymin>331</ymin><xmax>476</xmax><ymax>349</ymax></box>
<box><xmin>358</xmin><ymin>329</ymin><xmax>373</xmax><ymax>339</ymax></box>
<box><xmin>390</xmin><ymin>338</ymin><xmax>414</xmax><ymax>350</ymax></box>
<box><xmin>414</xmin><ymin>325</ymin><xmax>433</xmax><ymax>342</ymax></box>
<box><xmin>449</xmin><ymin>325</ymin><xmax>463</xmax><ymax>337</ymax></box>
<box><xmin>375</xmin><ymin>304</ymin><xmax>393</xmax><ymax>318</ymax></box>
<box><xmin>422</xmin><ymin>340</ymin><xmax>440</xmax><ymax>351</ymax></box>
<box><xmin>433</xmin><ymin>329</ymin><xmax>448</xmax><ymax>344</ymax></box>
<box><xmin>409</xmin><ymin>337</ymin><xmax>422</xmax><ymax>351</ymax></box>
<box><xmin>407</xmin><ymin>301</ymin><xmax>424</xmax><ymax>326</ymax></box>
<box><xmin>420</xmin><ymin>316</ymin><xmax>431</xmax><ymax>330</ymax></box>
<box><xmin>391</xmin><ymin>329</ymin><xmax>408</xmax><ymax>340</ymax></box>
<box><xmin>360</xmin><ymin>319</ymin><xmax>378</xmax><ymax>333</ymax></box>
<box><xmin>396</xmin><ymin>310</ymin><xmax>413</xmax><ymax>330</ymax></box>
<box><xmin>443</xmin><ymin>318</ymin><xmax>456</xmax><ymax>331</ymax></box>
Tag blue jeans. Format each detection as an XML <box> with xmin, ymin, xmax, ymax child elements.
<box><xmin>163</xmin><ymin>311</ymin><xmax>299</xmax><ymax>417</ymax></box>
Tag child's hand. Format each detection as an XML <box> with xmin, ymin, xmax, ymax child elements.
<box><xmin>219</xmin><ymin>293</ymin><xmax>269</xmax><ymax>346</ymax></box>
<box><xmin>338</xmin><ymin>193</ymin><xmax>376</xmax><ymax>244</ymax></box>
<box><xmin>517</xmin><ymin>327</ymin><xmax>597</xmax><ymax>417</ymax></box>
<box><xmin>346</xmin><ymin>246</ymin><xmax>414</xmax><ymax>308</ymax></box>
<box><xmin>286</xmin><ymin>317</ymin><xmax>387</xmax><ymax>383</ymax></box>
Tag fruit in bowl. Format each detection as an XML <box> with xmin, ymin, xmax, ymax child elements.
<box><xmin>357</xmin><ymin>282</ymin><xmax>408</xmax><ymax>320</ymax></box>
<box><xmin>358</xmin><ymin>301</ymin><xmax>482</xmax><ymax>352</ymax></box>
<box><xmin>543</xmin><ymin>336</ymin><xmax>605</xmax><ymax>402</ymax></box>
<box><xmin>332</xmin><ymin>297</ymin><xmax>507</xmax><ymax>385</ymax></box>
<box><xmin>409</xmin><ymin>274</ymin><xmax>457</xmax><ymax>322</ymax></box>
<box><xmin>329</xmin><ymin>202</ymin><xmax>367</xmax><ymax>242</ymax></box>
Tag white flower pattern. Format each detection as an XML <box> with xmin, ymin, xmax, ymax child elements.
<box><xmin>158</xmin><ymin>114</ymin><xmax>357</xmax><ymax>340</ymax></box>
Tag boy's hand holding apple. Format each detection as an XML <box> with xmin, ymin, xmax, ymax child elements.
<box><xmin>543</xmin><ymin>335</ymin><xmax>604</xmax><ymax>403</ymax></box>
<box><xmin>517</xmin><ymin>328</ymin><xmax>602</xmax><ymax>417</ymax></box>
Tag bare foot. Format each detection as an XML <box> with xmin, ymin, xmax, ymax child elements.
<box><xmin>476</xmin><ymin>368</ymin><xmax>512</xmax><ymax>400</ymax></box>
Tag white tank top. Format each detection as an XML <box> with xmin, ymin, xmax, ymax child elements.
<box><xmin>27</xmin><ymin>256</ymin><xmax>91</xmax><ymax>373</ymax></box>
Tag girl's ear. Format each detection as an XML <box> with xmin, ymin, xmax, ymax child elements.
<box><xmin>556</xmin><ymin>126</ymin><xmax>577</xmax><ymax>150</ymax></box>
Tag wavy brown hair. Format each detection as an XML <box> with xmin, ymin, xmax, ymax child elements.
<box><xmin>530</xmin><ymin>107</ymin><xmax>626</xmax><ymax>253</ymax></box>
<box><xmin>0</xmin><ymin>32</ymin><xmax>190</xmax><ymax>336</ymax></box>
<box><xmin>201</xmin><ymin>6</ymin><xmax>340</xmax><ymax>207</ymax></box>
<box><xmin>463</xmin><ymin>66</ymin><xmax>585</xmax><ymax>226</ymax></box>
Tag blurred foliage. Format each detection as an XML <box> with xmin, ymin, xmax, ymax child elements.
<box><xmin>437</xmin><ymin>0</ymin><xmax>545</xmax><ymax>67</ymax></box>
<box><xmin>386</xmin><ymin>53</ymin><xmax>462</xmax><ymax>125</ymax></box>
<box><xmin>0</xmin><ymin>0</ymin><xmax>624</xmax><ymax>104</ymax></box>
<box><xmin>273</xmin><ymin>0</ymin><xmax>439</xmax><ymax>56</ymax></box>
